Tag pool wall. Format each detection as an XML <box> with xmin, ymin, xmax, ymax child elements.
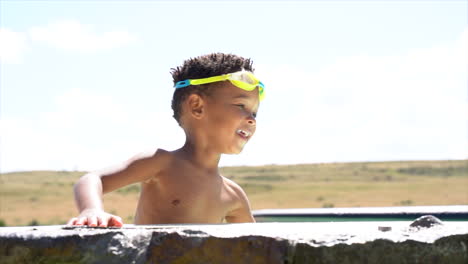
<box><xmin>1</xmin><ymin>219</ymin><xmax>467</xmax><ymax>263</ymax></box>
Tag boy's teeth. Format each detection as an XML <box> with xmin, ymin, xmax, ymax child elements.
<box><xmin>237</xmin><ymin>129</ymin><xmax>249</xmax><ymax>137</ymax></box>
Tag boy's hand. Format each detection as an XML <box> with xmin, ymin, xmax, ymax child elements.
<box><xmin>67</xmin><ymin>209</ymin><xmax>123</xmax><ymax>227</ymax></box>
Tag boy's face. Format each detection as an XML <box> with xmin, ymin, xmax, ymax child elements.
<box><xmin>202</xmin><ymin>82</ymin><xmax>260</xmax><ymax>154</ymax></box>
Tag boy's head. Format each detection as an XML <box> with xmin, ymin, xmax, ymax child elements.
<box><xmin>170</xmin><ymin>53</ymin><xmax>258</xmax><ymax>124</ymax></box>
<box><xmin>170</xmin><ymin>53</ymin><xmax>264</xmax><ymax>154</ymax></box>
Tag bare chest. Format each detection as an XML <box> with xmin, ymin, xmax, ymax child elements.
<box><xmin>137</xmin><ymin>173</ymin><xmax>236</xmax><ymax>224</ymax></box>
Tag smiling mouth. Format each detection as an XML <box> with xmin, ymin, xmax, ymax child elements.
<box><xmin>236</xmin><ymin>129</ymin><xmax>251</xmax><ymax>139</ymax></box>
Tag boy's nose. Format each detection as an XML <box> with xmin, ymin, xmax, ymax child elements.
<box><xmin>247</xmin><ymin>114</ymin><xmax>256</xmax><ymax>126</ymax></box>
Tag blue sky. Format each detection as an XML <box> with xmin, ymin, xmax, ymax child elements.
<box><xmin>1</xmin><ymin>0</ymin><xmax>467</xmax><ymax>172</ymax></box>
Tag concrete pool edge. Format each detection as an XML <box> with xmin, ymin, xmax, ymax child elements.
<box><xmin>1</xmin><ymin>220</ymin><xmax>467</xmax><ymax>263</ymax></box>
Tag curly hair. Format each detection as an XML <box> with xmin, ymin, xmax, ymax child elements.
<box><xmin>170</xmin><ymin>53</ymin><xmax>255</xmax><ymax>124</ymax></box>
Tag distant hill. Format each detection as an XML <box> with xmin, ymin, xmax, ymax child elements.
<box><xmin>1</xmin><ymin>160</ymin><xmax>466</xmax><ymax>226</ymax></box>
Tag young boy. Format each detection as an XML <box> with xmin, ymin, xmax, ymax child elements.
<box><xmin>67</xmin><ymin>53</ymin><xmax>265</xmax><ymax>227</ymax></box>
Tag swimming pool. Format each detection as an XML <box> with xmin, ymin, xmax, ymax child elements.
<box><xmin>253</xmin><ymin>205</ymin><xmax>468</xmax><ymax>222</ymax></box>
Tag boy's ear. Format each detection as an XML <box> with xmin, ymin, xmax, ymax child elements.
<box><xmin>187</xmin><ymin>94</ymin><xmax>205</xmax><ymax>119</ymax></box>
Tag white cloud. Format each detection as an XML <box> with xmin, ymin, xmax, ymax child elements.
<box><xmin>0</xmin><ymin>28</ymin><xmax>28</xmax><ymax>64</ymax></box>
<box><xmin>2</xmin><ymin>28</ymin><xmax>466</xmax><ymax>171</ymax></box>
<box><xmin>0</xmin><ymin>20</ymin><xmax>138</xmax><ymax>64</ymax></box>
<box><xmin>29</xmin><ymin>20</ymin><xmax>138</xmax><ymax>52</ymax></box>
<box><xmin>224</xmin><ymin>29</ymin><xmax>468</xmax><ymax>166</ymax></box>
<box><xmin>0</xmin><ymin>88</ymin><xmax>183</xmax><ymax>172</ymax></box>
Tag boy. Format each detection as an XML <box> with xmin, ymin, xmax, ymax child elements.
<box><xmin>67</xmin><ymin>53</ymin><xmax>264</xmax><ymax>227</ymax></box>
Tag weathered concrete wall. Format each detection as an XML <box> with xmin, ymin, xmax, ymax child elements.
<box><xmin>1</xmin><ymin>219</ymin><xmax>467</xmax><ymax>264</ymax></box>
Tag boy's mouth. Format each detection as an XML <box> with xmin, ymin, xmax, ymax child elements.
<box><xmin>236</xmin><ymin>129</ymin><xmax>251</xmax><ymax>139</ymax></box>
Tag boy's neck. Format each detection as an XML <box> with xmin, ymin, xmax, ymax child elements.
<box><xmin>175</xmin><ymin>139</ymin><xmax>221</xmax><ymax>174</ymax></box>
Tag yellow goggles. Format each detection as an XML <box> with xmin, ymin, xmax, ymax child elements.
<box><xmin>174</xmin><ymin>71</ymin><xmax>265</xmax><ymax>100</ymax></box>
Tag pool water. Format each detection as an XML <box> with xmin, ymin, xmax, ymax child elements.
<box><xmin>253</xmin><ymin>205</ymin><xmax>468</xmax><ymax>222</ymax></box>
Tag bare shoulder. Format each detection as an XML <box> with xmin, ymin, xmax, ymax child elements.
<box><xmin>128</xmin><ymin>148</ymin><xmax>173</xmax><ymax>181</ymax></box>
<box><xmin>223</xmin><ymin>176</ymin><xmax>248</xmax><ymax>199</ymax></box>
<box><xmin>97</xmin><ymin>148</ymin><xmax>172</xmax><ymax>192</ymax></box>
<box><xmin>102</xmin><ymin>148</ymin><xmax>166</xmax><ymax>172</ymax></box>
<box><xmin>222</xmin><ymin>176</ymin><xmax>255</xmax><ymax>223</ymax></box>
<box><xmin>140</xmin><ymin>148</ymin><xmax>171</xmax><ymax>165</ymax></box>
<box><xmin>139</xmin><ymin>148</ymin><xmax>172</xmax><ymax>181</ymax></box>
<box><xmin>131</xmin><ymin>148</ymin><xmax>170</xmax><ymax>162</ymax></box>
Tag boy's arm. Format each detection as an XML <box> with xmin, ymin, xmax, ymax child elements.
<box><xmin>225</xmin><ymin>181</ymin><xmax>256</xmax><ymax>223</ymax></box>
<box><xmin>67</xmin><ymin>150</ymin><xmax>162</xmax><ymax>227</ymax></box>
<box><xmin>67</xmin><ymin>172</ymin><xmax>117</xmax><ymax>227</ymax></box>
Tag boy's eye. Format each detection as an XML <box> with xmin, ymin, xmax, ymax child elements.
<box><xmin>235</xmin><ymin>104</ymin><xmax>257</xmax><ymax>118</ymax></box>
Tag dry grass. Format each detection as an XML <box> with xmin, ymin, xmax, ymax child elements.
<box><xmin>0</xmin><ymin>160</ymin><xmax>466</xmax><ymax>226</ymax></box>
<box><xmin>225</xmin><ymin>160</ymin><xmax>468</xmax><ymax>209</ymax></box>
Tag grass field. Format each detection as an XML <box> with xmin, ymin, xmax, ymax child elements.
<box><xmin>0</xmin><ymin>160</ymin><xmax>467</xmax><ymax>226</ymax></box>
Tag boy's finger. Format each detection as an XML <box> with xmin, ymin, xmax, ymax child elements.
<box><xmin>88</xmin><ymin>216</ymin><xmax>98</xmax><ymax>227</ymax></box>
<box><xmin>97</xmin><ymin>217</ymin><xmax>107</xmax><ymax>227</ymax></box>
<box><xmin>66</xmin><ymin>218</ymin><xmax>78</xmax><ymax>226</ymax></box>
<box><xmin>109</xmin><ymin>216</ymin><xmax>123</xmax><ymax>227</ymax></box>
<box><xmin>76</xmin><ymin>217</ymin><xmax>86</xmax><ymax>225</ymax></box>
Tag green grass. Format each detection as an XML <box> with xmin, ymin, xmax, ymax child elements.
<box><xmin>116</xmin><ymin>184</ymin><xmax>141</xmax><ymax>195</ymax></box>
<box><xmin>0</xmin><ymin>159</ymin><xmax>467</xmax><ymax>226</ymax></box>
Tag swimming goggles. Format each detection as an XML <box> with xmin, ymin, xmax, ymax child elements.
<box><xmin>174</xmin><ymin>71</ymin><xmax>265</xmax><ymax>100</ymax></box>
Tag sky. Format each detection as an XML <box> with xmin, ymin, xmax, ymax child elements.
<box><xmin>0</xmin><ymin>0</ymin><xmax>467</xmax><ymax>172</ymax></box>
